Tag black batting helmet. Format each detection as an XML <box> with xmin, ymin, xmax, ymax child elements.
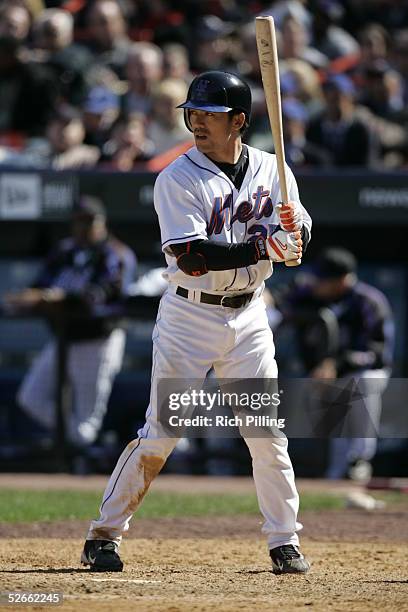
<box><xmin>177</xmin><ymin>71</ymin><xmax>252</xmax><ymax>132</ymax></box>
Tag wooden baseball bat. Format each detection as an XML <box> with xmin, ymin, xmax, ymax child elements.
<box><xmin>255</xmin><ymin>15</ymin><xmax>301</xmax><ymax>267</ymax></box>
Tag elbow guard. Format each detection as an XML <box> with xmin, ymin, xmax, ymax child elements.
<box><xmin>176</xmin><ymin>251</ymin><xmax>208</xmax><ymax>276</ymax></box>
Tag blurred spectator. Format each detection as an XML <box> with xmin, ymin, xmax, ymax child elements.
<box><xmin>0</xmin><ymin>105</ymin><xmax>99</xmax><ymax>168</ymax></box>
<box><xmin>239</xmin><ymin>21</ymin><xmax>261</xmax><ymax>83</ymax></box>
<box><xmin>82</xmin><ymin>85</ymin><xmax>120</xmax><ymax>149</ymax></box>
<box><xmin>0</xmin><ymin>35</ymin><xmax>58</xmax><ymax>136</ymax></box>
<box><xmin>32</xmin><ymin>8</ymin><xmax>93</xmax><ymax>105</ymax></box>
<box><xmin>280</xmin><ymin>59</ymin><xmax>324</xmax><ymax>116</ymax></box>
<box><xmin>33</xmin><ymin>8</ymin><xmax>73</xmax><ymax>51</ymax></box>
<box><xmin>4</xmin><ymin>196</ymin><xmax>136</xmax><ymax>452</ymax></box>
<box><xmin>261</xmin><ymin>0</ymin><xmax>311</xmax><ymax>32</ymax></box>
<box><xmin>99</xmin><ymin>113</ymin><xmax>154</xmax><ymax>171</ymax></box>
<box><xmin>237</xmin><ymin>21</ymin><xmax>265</xmax><ymax>112</ymax></box>
<box><xmin>282</xmin><ymin>98</ymin><xmax>328</xmax><ymax>167</ymax></box>
<box><xmin>353</xmin><ymin>107</ymin><xmax>407</xmax><ymax>169</ymax></box>
<box><xmin>0</xmin><ymin>3</ymin><xmax>31</xmax><ymax>42</ymax></box>
<box><xmin>310</xmin><ymin>0</ymin><xmax>359</xmax><ymax>61</ymax></box>
<box><xmin>352</xmin><ymin>27</ymin><xmax>408</xmax><ymax>156</ymax></box>
<box><xmin>359</xmin><ymin>60</ymin><xmax>404</xmax><ymax>121</ymax></box>
<box><xmin>307</xmin><ymin>74</ymin><xmax>379</xmax><ymax>166</ymax></box>
<box><xmin>84</xmin><ymin>0</ymin><xmax>131</xmax><ymax>79</ymax></box>
<box><xmin>246</xmin><ymin>67</ymin><xmax>298</xmax><ymax>151</ymax></box>
<box><xmin>191</xmin><ymin>14</ymin><xmax>235</xmax><ymax>72</ymax></box>
<box><xmin>122</xmin><ymin>42</ymin><xmax>163</xmax><ymax>116</ymax></box>
<box><xmin>44</xmin><ymin>105</ymin><xmax>100</xmax><ymax>169</ymax></box>
<box><xmin>358</xmin><ymin>23</ymin><xmax>390</xmax><ymax>69</ymax></box>
<box><xmin>127</xmin><ymin>0</ymin><xmax>188</xmax><ymax>47</ymax></box>
<box><xmin>147</xmin><ymin>78</ymin><xmax>192</xmax><ymax>155</ymax></box>
<box><xmin>84</xmin><ymin>62</ymin><xmax>124</xmax><ymax>94</ymax></box>
<box><xmin>275</xmin><ymin>247</ymin><xmax>394</xmax><ymax>481</ymax></box>
<box><xmin>280</xmin><ymin>14</ymin><xmax>328</xmax><ymax>70</ymax></box>
<box><xmin>248</xmin><ymin>94</ymin><xmax>327</xmax><ymax>165</ymax></box>
<box><xmin>162</xmin><ymin>43</ymin><xmax>192</xmax><ymax>83</ymax></box>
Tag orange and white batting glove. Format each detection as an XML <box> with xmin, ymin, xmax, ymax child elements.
<box><xmin>255</xmin><ymin>230</ymin><xmax>302</xmax><ymax>263</ymax></box>
<box><xmin>276</xmin><ymin>201</ymin><xmax>303</xmax><ymax>233</ymax></box>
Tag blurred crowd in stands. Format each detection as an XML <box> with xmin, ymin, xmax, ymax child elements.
<box><xmin>0</xmin><ymin>0</ymin><xmax>407</xmax><ymax>171</ymax></box>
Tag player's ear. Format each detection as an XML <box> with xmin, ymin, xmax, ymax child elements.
<box><xmin>232</xmin><ymin>111</ymin><xmax>246</xmax><ymax>133</ymax></box>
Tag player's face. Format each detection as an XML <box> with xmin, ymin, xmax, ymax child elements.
<box><xmin>188</xmin><ymin>109</ymin><xmax>244</xmax><ymax>162</ymax></box>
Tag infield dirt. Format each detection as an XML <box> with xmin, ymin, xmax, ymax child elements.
<box><xmin>0</xmin><ymin>476</ymin><xmax>407</xmax><ymax>611</ymax></box>
<box><xmin>1</xmin><ymin>537</ymin><xmax>407</xmax><ymax>611</ymax></box>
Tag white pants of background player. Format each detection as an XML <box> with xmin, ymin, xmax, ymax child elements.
<box><xmin>18</xmin><ymin>329</ymin><xmax>125</xmax><ymax>447</ymax></box>
<box><xmin>325</xmin><ymin>368</ymin><xmax>390</xmax><ymax>479</ymax></box>
<box><xmin>87</xmin><ymin>288</ymin><xmax>302</xmax><ymax>551</ymax></box>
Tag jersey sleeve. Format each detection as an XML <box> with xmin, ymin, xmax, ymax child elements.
<box><xmin>153</xmin><ymin>170</ymin><xmax>208</xmax><ymax>255</ymax></box>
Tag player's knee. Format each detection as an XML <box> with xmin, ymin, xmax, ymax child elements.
<box><xmin>245</xmin><ymin>435</ymin><xmax>288</xmax><ymax>459</ymax></box>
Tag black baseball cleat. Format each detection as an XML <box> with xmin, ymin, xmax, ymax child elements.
<box><xmin>270</xmin><ymin>544</ymin><xmax>310</xmax><ymax>575</ymax></box>
<box><xmin>81</xmin><ymin>540</ymin><xmax>123</xmax><ymax>572</ymax></box>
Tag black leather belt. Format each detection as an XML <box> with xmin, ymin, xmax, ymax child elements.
<box><xmin>176</xmin><ymin>286</ymin><xmax>254</xmax><ymax>308</ymax></box>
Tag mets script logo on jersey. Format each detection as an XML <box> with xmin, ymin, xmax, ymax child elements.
<box><xmin>208</xmin><ymin>186</ymin><xmax>274</xmax><ymax>235</ymax></box>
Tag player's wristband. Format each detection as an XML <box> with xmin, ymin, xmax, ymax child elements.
<box><xmin>254</xmin><ymin>236</ymin><xmax>269</xmax><ymax>261</ymax></box>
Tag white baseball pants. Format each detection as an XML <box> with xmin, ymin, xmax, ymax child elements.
<box><xmin>88</xmin><ymin>289</ymin><xmax>302</xmax><ymax>550</ymax></box>
<box><xmin>18</xmin><ymin>329</ymin><xmax>126</xmax><ymax>446</ymax></box>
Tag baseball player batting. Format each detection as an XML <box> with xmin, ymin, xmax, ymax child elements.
<box><xmin>81</xmin><ymin>71</ymin><xmax>312</xmax><ymax>574</ymax></box>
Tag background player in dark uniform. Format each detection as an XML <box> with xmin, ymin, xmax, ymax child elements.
<box><xmin>276</xmin><ymin>247</ymin><xmax>394</xmax><ymax>480</ymax></box>
<box><xmin>5</xmin><ymin>197</ymin><xmax>136</xmax><ymax>452</ymax></box>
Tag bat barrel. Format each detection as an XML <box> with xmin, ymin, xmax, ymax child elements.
<box><xmin>255</xmin><ymin>16</ymin><xmax>301</xmax><ymax>266</ymax></box>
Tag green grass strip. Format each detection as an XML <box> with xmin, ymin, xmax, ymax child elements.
<box><xmin>0</xmin><ymin>488</ymin><xmax>352</xmax><ymax>522</ymax></box>
<box><xmin>1</xmin><ymin>488</ymin><xmax>404</xmax><ymax>523</ymax></box>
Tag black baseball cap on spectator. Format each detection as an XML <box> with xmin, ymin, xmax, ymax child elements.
<box><xmin>312</xmin><ymin>248</ymin><xmax>357</xmax><ymax>279</ymax></box>
<box><xmin>73</xmin><ymin>195</ymin><xmax>107</xmax><ymax>220</ymax></box>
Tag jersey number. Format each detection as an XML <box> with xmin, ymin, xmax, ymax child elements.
<box><xmin>247</xmin><ymin>223</ymin><xmax>280</xmax><ymax>242</ymax></box>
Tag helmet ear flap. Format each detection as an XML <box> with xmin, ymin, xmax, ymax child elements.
<box><xmin>184</xmin><ymin>108</ymin><xmax>193</xmax><ymax>132</ymax></box>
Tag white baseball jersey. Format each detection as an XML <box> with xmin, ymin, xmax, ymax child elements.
<box><xmin>154</xmin><ymin>145</ymin><xmax>312</xmax><ymax>293</ymax></box>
